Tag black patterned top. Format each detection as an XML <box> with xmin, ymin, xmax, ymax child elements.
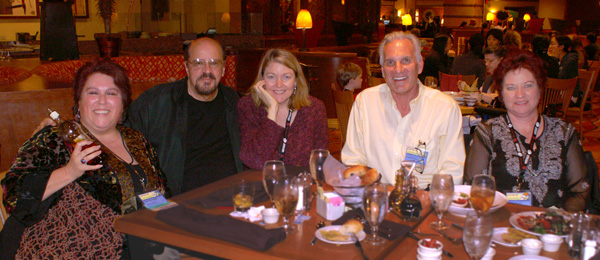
<box><xmin>1</xmin><ymin>124</ymin><xmax>169</xmax><ymax>259</ymax></box>
<box><xmin>464</xmin><ymin>115</ymin><xmax>590</xmax><ymax>212</ymax></box>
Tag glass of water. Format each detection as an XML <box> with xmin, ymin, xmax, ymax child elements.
<box><xmin>362</xmin><ymin>182</ymin><xmax>388</xmax><ymax>245</ymax></box>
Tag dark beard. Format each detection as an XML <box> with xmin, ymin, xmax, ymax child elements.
<box><xmin>193</xmin><ymin>73</ymin><xmax>218</xmax><ymax>96</ymax></box>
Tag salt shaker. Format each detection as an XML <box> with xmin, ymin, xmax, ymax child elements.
<box><xmin>569</xmin><ymin>213</ymin><xmax>590</xmax><ymax>258</ymax></box>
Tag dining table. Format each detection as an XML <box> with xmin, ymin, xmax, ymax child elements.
<box><xmin>114</xmin><ymin>169</ymin><xmax>594</xmax><ymax>259</ymax></box>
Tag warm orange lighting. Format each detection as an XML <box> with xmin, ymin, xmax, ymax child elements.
<box><xmin>296</xmin><ymin>9</ymin><xmax>313</xmax><ymax>29</ymax></box>
<box><xmin>401</xmin><ymin>14</ymin><xmax>412</xmax><ymax>26</ymax></box>
<box><xmin>486</xmin><ymin>12</ymin><xmax>495</xmax><ymax>21</ymax></box>
<box><xmin>341</xmin><ymin>0</ymin><xmax>345</xmax><ymax>5</ymax></box>
<box><xmin>221</xmin><ymin>12</ymin><xmax>231</xmax><ymax>23</ymax></box>
<box><xmin>523</xmin><ymin>13</ymin><xmax>531</xmax><ymax>22</ymax></box>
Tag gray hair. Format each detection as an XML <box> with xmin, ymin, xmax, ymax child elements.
<box><xmin>378</xmin><ymin>31</ymin><xmax>423</xmax><ymax>67</ymax></box>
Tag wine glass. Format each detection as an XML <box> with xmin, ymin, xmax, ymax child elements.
<box><xmin>309</xmin><ymin>149</ymin><xmax>329</xmax><ymax>194</ymax></box>
<box><xmin>362</xmin><ymin>183</ymin><xmax>388</xmax><ymax>245</ymax></box>
<box><xmin>263</xmin><ymin>160</ymin><xmax>286</xmax><ymax>207</ymax></box>
<box><xmin>463</xmin><ymin>212</ymin><xmax>493</xmax><ymax>260</ymax></box>
<box><xmin>429</xmin><ymin>174</ymin><xmax>454</xmax><ymax>230</ymax></box>
<box><xmin>273</xmin><ymin>175</ymin><xmax>299</xmax><ymax>233</ymax></box>
<box><xmin>424</xmin><ymin>76</ymin><xmax>438</xmax><ymax>89</ymax></box>
<box><xmin>470</xmin><ymin>174</ymin><xmax>496</xmax><ymax>216</ymax></box>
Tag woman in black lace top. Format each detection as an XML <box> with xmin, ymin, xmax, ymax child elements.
<box><xmin>464</xmin><ymin>50</ymin><xmax>589</xmax><ymax>212</ymax></box>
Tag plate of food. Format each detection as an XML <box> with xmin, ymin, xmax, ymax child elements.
<box><xmin>509</xmin><ymin>210</ymin><xmax>572</xmax><ymax>237</ymax></box>
<box><xmin>447</xmin><ymin>185</ymin><xmax>508</xmax><ymax>217</ymax></box>
<box><xmin>492</xmin><ymin>227</ymin><xmax>538</xmax><ymax>247</ymax></box>
<box><xmin>316</xmin><ymin>220</ymin><xmax>366</xmax><ymax>245</ymax></box>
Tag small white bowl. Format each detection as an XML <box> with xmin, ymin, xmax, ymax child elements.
<box><xmin>261</xmin><ymin>208</ymin><xmax>280</xmax><ymax>224</ymax></box>
<box><xmin>417</xmin><ymin>248</ymin><xmax>442</xmax><ymax>258</ymax></box>
<box><xmin>521</xmin><ymin>238</ymin><xmax>543</xmax><ymax>255</ymax></box>
<box><xmin>418</xmin><ymin>238</ymin><xmax>443</xmax><ymax>254</ymax></box>
<box><xmin>541</xmin><ymin>234</ymin><xmax>563</xmax><ymax>252</ymax></box>
<box><xmin>481</xmin><ymin>247</ymin><xmax>496</xmax><ymax>260</ymax></box>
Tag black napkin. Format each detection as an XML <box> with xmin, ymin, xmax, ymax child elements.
<box><xmin>332</xmin><ymin>208</ymin><xmax>411</xmax><ymax>240</ymax></box>
<box><xmin>156</xmin><ymin>205</ymin><xmax>286</xmax><ymax>251</ymax></box>
<box><xmin>187</xmin><ymin>181</ymin><xmax>270</xmax><ymax>208</ymax></box>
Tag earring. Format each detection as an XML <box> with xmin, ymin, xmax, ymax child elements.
<box><xmin>76</xmin><ymin>110</ymin><xmax>81</xmax><ymax>121</ymax></box>
<box><xmin>293</xmin><ymin>83</ymin><xmax>297</xmax><ymax>94</ymax></box>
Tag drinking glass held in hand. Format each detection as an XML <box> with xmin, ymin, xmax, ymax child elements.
<box><xmin>273</xmin><ymin>175</ymin><xmax>299</xmax><ymax>233</ymax></box>
<box><xmin>309</xmin><ymin>149</ymin><xmax>329</xmax><ymax>195</ymax></box>
<box><xmin>263</xmin><ymin>160</ymin><xmax>286</xmax><ymax>207</ymax></box>
<box><xmin>470</xmin><ymin>174</ymin><xmax>496</xmax><ymax>216</ymax></box>
<box><xmin>429</xmin><ymin>174</ymin><xmax>454</xmax><ymax>230</ymax></box>
<box><xmin>362</xmin><ymin>183</ymin><xmax>388</xmax><ymax>245</ymax></box>
<box><xmin>463</xmin><ymin>212</ymin><xmax>493</xmax><ymax>260</ymax></box>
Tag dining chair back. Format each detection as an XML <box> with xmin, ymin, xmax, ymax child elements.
<box><xmin>438</xmin><ymin>72</ymin><xmax>476</xmax><ymax>92</ymax></box>
<box><xmin>0</xmin><ymin>170</ymin><xmax>8</xmax><ymax>229</ymax></box>
<box><xmin>566</xmin><ymin>70</ymin><xmax>595</xmax><ymax>134</ymax></box>
<box><xmin>538</xmin><ymin>77</ymin><xmax>578</xmax><ymax>119</ymax></box>
<box><xmin>588</xmin><ymin>61</ymin><xmax>600</xmax><ymax>117</ymax></box>
<box><xmin>332</xmin><ymin>89</ymin><xmax>355</xmax><ymax>145</ymax></box>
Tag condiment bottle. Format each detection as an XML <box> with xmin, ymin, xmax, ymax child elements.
<box><xmin>388</xmin><ymin>168</ymin><xmax>406</xmax><ymax>213</ymax></box>
<box><xmin>400</xmin><ymin>175</ymin><xmax>422</xmax><ymax>220</ymax></box>
<box><xmin>48</xmin><ymin>109</ymin><xmax>104</xmax><ymax>165</ymax></box>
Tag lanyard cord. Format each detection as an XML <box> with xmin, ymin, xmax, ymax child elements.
<box><xmin>504</xmin><ymin>114</ymin><xmax>541</xmax><ymax>191</ymax></box>
<box><xmin>278</xmin><ymin>108</ymin><xmax>294</xmax><ymax>161</ymax></box>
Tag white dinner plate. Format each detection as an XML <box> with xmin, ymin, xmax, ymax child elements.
<box><xmin>447</xmin><ymin>185</ymin><xmax>508</xmax><ymax>217</ymax></box>
<box><xmin>491</xmin><ymin>227</ymin><xmax>521</xmax><ymax>247</ymax></box>
<box><xmin>315</xmin><ymin>225</ymin><xmax>366</xmax><ymax>245</ymax></box>
<box><xmin>509</xmin><ymin>211</ymin><xmax>571</xmax><ymax>238</ymax></box>
<box><xmin>508</xmin><ymin>255</ymin><xmax>553</xmax><ymax>260</ymax></box>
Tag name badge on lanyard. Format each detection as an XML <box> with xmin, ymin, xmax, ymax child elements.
<box><xmin>404</xmin><ymin>140</ymin><xmax>428</xmax><ymax>173</ymax></box>
<box><xmin>505</xmin><ymin>190</ymin><xmax>532</xmax><ymax>206</ymax></box>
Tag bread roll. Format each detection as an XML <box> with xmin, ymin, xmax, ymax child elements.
<box><xmin>343</xmin><ymin>165</ymin><xmax>369</xmax><ymax>179</ymax></box>
<box><xmin>361</xmin><ymin>168</ymin><xmax>379</xmax><ymax>185</ymax></box>
<box><xmin>340</xmin><ymin>219</ymin><xmax>364</xmax><ymax>235</ymax></box>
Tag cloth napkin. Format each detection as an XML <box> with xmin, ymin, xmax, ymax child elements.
<box><xmin>332</xmin><ymin>208</ymin><xmax>411</xmax><ymax>240</ymax></box>
<box><xmin>155</xmin><ymin>205</ymin><xmax>286</xmax><ymax>251</ymax></box>
<box><xmin>187</xmin><ymin>181</ymin><xmax>270</xmax><ymax>209</ymax></box>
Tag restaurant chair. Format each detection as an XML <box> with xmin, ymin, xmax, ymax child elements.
<box><xmin>474</xmin><ymin>107</ymin><xmax>507</xmax><ymax>121</ymax></box>
<box><xmin>588</xmin><ymin>61</ymin><xmax>600</xmax><ymax>117</ymax></box>
<box><xmin>0</xmin><ymin>170</ymin><xmax>8</xmax><ymax>230</ymax></box>
<box><xmin>331</xmin><ymin>89</ymin><xmax>355</xmax><ymax>145</ymax></box>
<box><xmin>566</xmin><ymin>70</ymin><xmax>595</xmax><ymax>134</ymax></box>
<box><xmin>538</xmin><ymin>77</ymin><xmax>578</xmax><ymax>119</ymax></box>
<box><xmin>438</xmin><ymin>72</ymin><xmax>476</xmax><ymax>92</ymax></box>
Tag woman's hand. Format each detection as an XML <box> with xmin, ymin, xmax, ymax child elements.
<box><xmin>252</xmin><ymin>80</ymin><xmax>279</xmax><ymax>121</ymax></box>
<box><xmin>63</xmin><ymin>140</ymin><xmax>103</xmax><ymax>179</ymax></box>
<box><xmin>32</xmin><ymin>118</ymin><xmax>56</xmax><ymax>136</ymax></box>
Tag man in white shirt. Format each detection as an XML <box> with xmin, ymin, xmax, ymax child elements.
<box><xmin>342</xmin><ymin>31</ymin><xmax>465</xmax><ymax>188</ymax></box>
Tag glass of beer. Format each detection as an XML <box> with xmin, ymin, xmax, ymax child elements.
<box><xmin>470</xmin><ymin>174</ymin><xmax>496</xmax><ymax>216</ymax></box>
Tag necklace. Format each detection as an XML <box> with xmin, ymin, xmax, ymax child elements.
<box><xmin>118</xmin><ymin>133</ymin><xmax>147</xmax><ymax>191</ymax></box>
<box><xmin>504</xmin><ymin>114</ymin><xmax>542</xmax><ymax>191</ymax></box>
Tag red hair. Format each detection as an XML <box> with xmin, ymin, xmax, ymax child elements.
<box><xmin>493</xmin><ymin>50</ymin><xmax>546</xmax><ymax>100</ymax></box>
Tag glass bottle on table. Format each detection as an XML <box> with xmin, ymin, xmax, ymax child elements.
<box><xmin>400</xmin><ymin>175</ymin><xmax>422</xmax><ymax>220</ymax></box>
<box><xmin>389</xmin><ymin>161</ymin><xmax>414</xmax><ymax>214</ymax></box>
<box><xmin>48</xmin><ymin>109</ymin><xmax>104</xmax><ymax>165</ymax></box>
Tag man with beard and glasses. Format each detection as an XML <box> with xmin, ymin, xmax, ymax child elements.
<box><xmin>126</xmin><ymin>37</ymin><xmax>243</xmax><ymax>195</ymax></box>
<box><xmin>342</xmin><ymin>31</ymin><xmax>465</xmax><ymax>188</ymax></box>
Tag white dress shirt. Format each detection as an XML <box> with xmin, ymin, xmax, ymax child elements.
<box><xmin>341</xmin><ymin>82</ymin><xmax>465</xmax><ymax>188</ymax></box>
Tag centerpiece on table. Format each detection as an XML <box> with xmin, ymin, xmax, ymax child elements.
<box><xmin>94</xmin><ymin>0</ymin><xmax>121</xmax><ymax>57</ymax></box>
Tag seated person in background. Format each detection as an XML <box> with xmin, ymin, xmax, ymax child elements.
<box><xmin>343</xmin><ymin>31</ymin><xmax>465</xmax><ymax>188</ymax></box>
<box><xmin>0</xmin><ymin>60</ymin><xmax>170</xmax><ymax>258</ymax></box>
<box><xmin>531</xmin><ymin>34</ymin><xmax>559</xmax><ymax>79</ymax></box>
<box><xmin>481</xmin><ymin>46</ymin><xmax>507</xmax><ymax>93</ymax></box>
<box><xmin>450</xmin><ymin>33</ymin><xmax>486</xmax><ymax>89</ymax></box>
<box><xmin>549</xmin><ymin>35</ymin><xmax>581</xmax><ymax>104</ymax></box>
<box><xmin>464</xmin><ymin>50</ymin><xmax>589</xmax><ymax>212</ymax></box>
<box><xmin>569</xmin><ymin>36</ymin><xmax>588</xmax><ymax>69</ymax></box>
<box><xmin>485</xmin><ymin>29</ymin><xmax>504</xmax><ymax>49</ymax></box>
<box><xmin>125</xmin><ymin>37</ymin><xmax>243</xmax><ymax>195</ymax></box>
<box><xmin>419</xmin><ymin>34</ymin><xmax>452</xmax><ymax>83</ymax></box>
<box><xmin>584</xmin><ymin>33</ymin><xmax>600</xmax><ymax>61</ymax></box>
<box><xmin>335</xmin><ymin>62</ymin><xmax>363</xmax><ymax>93</ymax></box>
<box><xmin>410</xmin><ymin>27</ymin><xmax>430</xmax><ymax>51</ymax></box>
<box><xmin>503</xmin><ymin>30</ymin><xmax>522</xmax><ymax>50</ymax></box>
<box><xmin>238</xmin><ymin>49</ymin><xmax>329</xmax><ymax>169</ymax></box>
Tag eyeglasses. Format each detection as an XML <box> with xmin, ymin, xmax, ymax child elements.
<box><xmin>186</xmin><ymin>58</ymin><xmax>223</xmax><ymax>69</ymax></box>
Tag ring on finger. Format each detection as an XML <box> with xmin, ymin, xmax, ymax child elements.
<box><xmin>81</xmin><ymin>158</ymin><xmax>87</xmax><ymax>164</ymax></box>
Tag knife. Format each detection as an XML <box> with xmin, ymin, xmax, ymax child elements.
<box><xmin>407</xmin><ymin>232</ymin><xmax>454</xmax><ymax>258</ymax></box>
<box><xmin>351</xmin><ymin>233</ymin><xmax>369</xmax><ymax>260</ymax></box>
<box><xmin>452</xmin><ymin>223</ymin><xmax>464</xmax><ymax>230</ymax></box>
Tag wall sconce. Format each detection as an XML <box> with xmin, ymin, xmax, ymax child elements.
<box><xmin>296</xmin><ymin>9</ymin><xmax>313</xmax><ymax>51</ymax></box>
<box><xmin>523</xmin><ymin>13</ymin><xmax>531</xmax><ymax>22</ymax></box>
<box><xmin>341</xmin><ymin>0</ymin><xmax>345</xmax><ymax>5</ymax></box>
<box><xmin>415</xmin><ymin>9</ymin><xmax>419</xmax><ymax>22</ymax></box>
<box><xmin>221</xmin><ymin>12</ymin><xmax>231</xmax><ymax>23</ymax></box>
<box><xmin>486</xmin><ymin>12</ymin><xmax>495</xmax><ymax>22</ymax></box>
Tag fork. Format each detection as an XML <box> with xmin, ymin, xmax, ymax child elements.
<box><xmin>438</xmin><ymin>229</ymin><xmax>463</xmax><ymax>245</ymax></box>
<box><xmin>310</xmin><ymin>220</ymin><xmax>325</xmax><ymax>245</ymax></box>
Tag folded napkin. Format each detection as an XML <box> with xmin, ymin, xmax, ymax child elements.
<box><xmin>187</xmin><ymin>181</ymin><xmax>270</xmax><ymax>209</ymax></box>
<box><xmin>156</xmin><ymin>205</ymin><xmax>286</xmax><ymax>251</ymax></box>
<box><xmin>333</xmin><ymin>208</ymin><xmax>411</xmax><ymax>240</ymax></box>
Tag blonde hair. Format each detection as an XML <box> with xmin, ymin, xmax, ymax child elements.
<box><xmin>336</xmin><ymin>62</ymin><xmax>363</xmax><ymax>89</ymax></box>
<box><xmin>250</xmin><ymin>49</ymin><xmax>311</xmax><ymax>110</ymax></box>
